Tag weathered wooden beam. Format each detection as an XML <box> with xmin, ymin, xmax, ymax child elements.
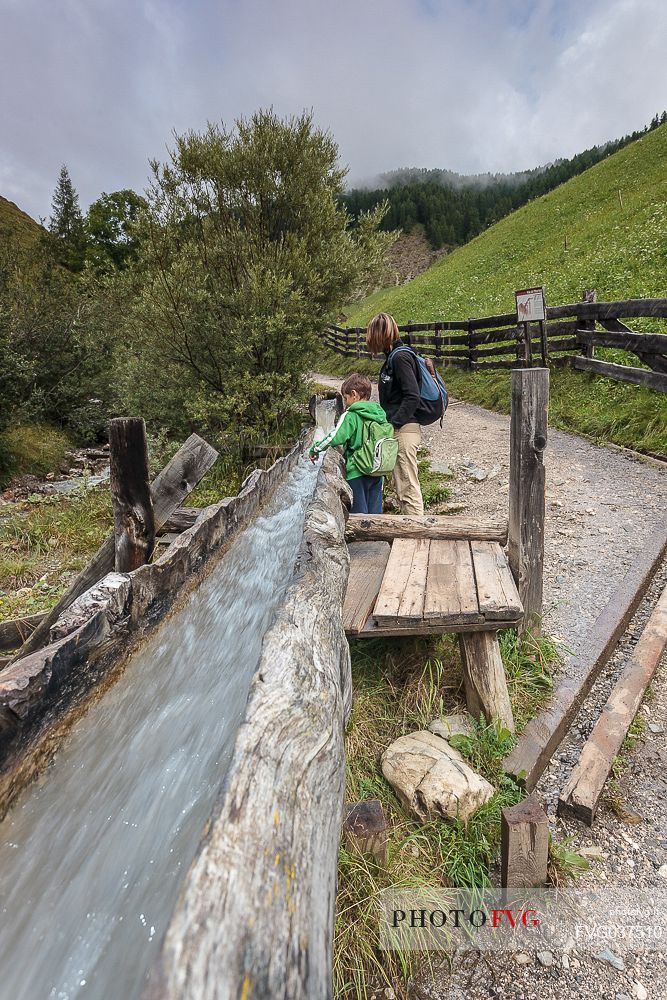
<box><xmin>342</xmin><ymin>800</ymin><xmax>388</xmax><ymax>864</ymax></box>
<box><xmin>508</xmin><ymin>368</ymin><xmax>549</xmax><ymax>632</ymax></box>
<box><xmin>346</xmin><ymin>514</ymin><xmax>508</xmax><ymax>544</ymax></box>
<box><xmin>573</xmin><ymin>355</ymin><xmax>667</xmax><ymax>392</ymax></box>
<box><xmin>109</xmin><ymin>417</ymin><xmax>155</xmax><ymax>573</ymax></box>
<box><xmin>151</xmin><ymin>452</ymin><xmax>351</xmax><ymax>1000</ymax></box>
<box><xmin>459</xmin><ymin>631</ymin><xmax>515</xmax><ymax>732</ymax></box>
<box><xmin>160</xmin><ymin>506</ymin><xmax>203</xmax><ymax>532</ymax></box>
<box><xmin>343</xmin><ymin>541</ymin><xmax>391</xmax><ymax>634</ymax></box>
<box><xmin>578</xmin><ymin>328</ymin><xmax>667</xmax><ymax>354</ymax></box>
<box><xmin>0</xmin><ymin>612</ymin><xmax>47</xmax><ymax>653</ymax></box>
<box><xmin>558</xmin><ymin>581</ymin><xmax>667</xmax><ymax>824</ymax></box>
<box><xmin>9</xmin><ymin>434</ymin><xmax>218</xmax><ymax>662</ymax></box>
<box><xmin>504</xmin><ymin>518</ymin><xmax>667</xmax><ymax>790</ymax></box>
<box><xmin>598</xmin><ymin>319</ymin><xmax>667</xmax><ymax>374</ymax></box>
<box><xmin>501</xmin><ymin>797</ymin><xmax>549</xmax><ymax>887</ymax></box>
<box><xmin>548</xmin><ymin>298</ymin><xmax>667</xmax><ymax>321</ymax></box>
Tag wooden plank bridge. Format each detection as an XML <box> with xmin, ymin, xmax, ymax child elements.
<box><xmin>344</xmin><ymin>535</ymin><xmax>522</xmax><ymax>636</ymax></box>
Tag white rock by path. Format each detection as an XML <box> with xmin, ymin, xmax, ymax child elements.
<box><xmin>381</xmin><ymin>730</ymin><xmax>494</xmax><ymax>823</ymax></box>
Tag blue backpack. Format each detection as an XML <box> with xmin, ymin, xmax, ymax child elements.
<box><xmin>387</xmin><ymin>345</ymin><xmax>449</xmax><ymax>426</ymax></box>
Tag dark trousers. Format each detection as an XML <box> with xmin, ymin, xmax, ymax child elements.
<box><xmin>349</xmin><ymin>475</ymin><xmax>383</xmax><ymax>514</ymax></box>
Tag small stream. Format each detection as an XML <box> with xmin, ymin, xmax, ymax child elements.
<box><xmin>0</xmin><ymin>410</ymin><xmax>335</xmax><ymax>1000</ymax></box>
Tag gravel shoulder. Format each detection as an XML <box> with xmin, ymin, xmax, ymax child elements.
<box><xmin>314</xmin><ymin>376</ymin><xmax>667</xmax><ymax>1000</ymax></box>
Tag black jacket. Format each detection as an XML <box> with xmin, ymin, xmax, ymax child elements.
<box><xmin>378</xmin><ymin>340</ymin><xmax>421</xmax><ymax>428</ymax></box>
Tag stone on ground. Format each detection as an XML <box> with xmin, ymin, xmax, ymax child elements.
<box><xmin>428</xmin><ymin>715</ymin><xmax>473</xmax><ymax>740</ymax></box>
<box><xmin>381</xmin><ymin>731</ymin><xmax>494</xmax><ymax>823</ymax></box>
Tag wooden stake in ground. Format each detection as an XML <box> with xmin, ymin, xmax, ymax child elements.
<box><xmin>342</xmin><ymin>800</ymin><xmax>388</xmax><ymax>865</ymax></box>
<box><xmin>109</xmin><ymin>418</ymin><xmax>155</xmax><ymax>573</ymax></box>
<box><xmin>558</xmin><ymin>580</ymin><xmax>667</xmax><ymax>825</ymax></box>
<box><xmin>501</xmin><ymin>797</ymin><xmax>549</xmax><ymax>887</ymax></box>
<box><xmin>508</xmin><ymin>368</ymin><xmax>548</xmax><ymax>632</ymax></box>
<box><xmin>9</xmin><ymin>433</ymin><xmax>218</xmax><ymax>662</ymax></box>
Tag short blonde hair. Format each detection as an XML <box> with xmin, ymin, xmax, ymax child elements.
<box><xmin>366</xmin><ymin>312</ymin><xmax>399</xmax><ymax>354</ymax></box>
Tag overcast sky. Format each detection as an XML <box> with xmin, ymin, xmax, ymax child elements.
<box><xmin>1</xmin><ymin>0</ymin><xmax>666</xmax><ymax>220</ymax></box>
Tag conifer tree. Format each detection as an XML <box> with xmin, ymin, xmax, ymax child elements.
<box><xmin>48</xmin><ymin>165</ymin><xmax>87</xmax><ymax>270</ymax></box>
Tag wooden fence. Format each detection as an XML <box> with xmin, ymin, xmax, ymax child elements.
<box><xmin>322</xmin><ymin>295</ymin><xmax>667</xmax><ymax>392</ymax></box>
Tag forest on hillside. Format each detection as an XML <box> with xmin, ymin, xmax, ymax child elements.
<box><xmin>341</xmin><ymin>113</ymin><xmax>667</xmax><ymax>248</ymax></box>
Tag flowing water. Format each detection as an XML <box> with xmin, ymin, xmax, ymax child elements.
<box><xmin>0</xmin><ymin>409</ymin><xmax>336</xmax><ymax>1000</ymax></box>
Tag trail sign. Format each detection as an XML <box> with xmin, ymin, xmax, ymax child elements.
<box><xmin>515</xmin><ymin>287</ymin><xmax>546</xmax><ymax>323</ymax></box>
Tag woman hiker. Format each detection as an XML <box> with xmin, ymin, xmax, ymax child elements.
<box><xmin>366</xmin><ymin>312</ymin><xmax>425</xmax><ymax>516</ymax></box>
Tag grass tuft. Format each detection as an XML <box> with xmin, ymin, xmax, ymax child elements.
<box><xmin>1</xmin><ymin>423</ymin><xmax>72</xmax><ymax>482</ymax></box>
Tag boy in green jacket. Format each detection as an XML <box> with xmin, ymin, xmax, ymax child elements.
<box><xmin>309</xmin><ymin>373</ymin><xmax>387</xmax><ymax>513</ymax></box>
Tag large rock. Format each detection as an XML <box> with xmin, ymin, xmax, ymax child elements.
<box><xmin>381</xmin><ymin>731</ymin><xmax>494</xmax><ymax>824</ymax></box>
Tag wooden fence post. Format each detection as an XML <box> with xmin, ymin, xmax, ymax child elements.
<box><xmin>508</xmin><ymin>369</ymin><xmax>549</xmax><ymax>632</ymax></box>
<box><xmin>109</xmin><ymin>417</ymin><xmax>155</xmax><ymax>573</ymax></box>
<box><xmin>501</xmin><ymin>797</ymin><xmax>549</xmax><ymax>887</ymax></box>
<box><xmin>580</xmin><ymin>288</ymin><xmax>597</xmax><ymax>359</ymax></box>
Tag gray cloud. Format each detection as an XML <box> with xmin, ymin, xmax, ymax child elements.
<box><xmin>1</xmin><ymin>0</ymin><xmax>665</xmax><ymax>220</ymax></box>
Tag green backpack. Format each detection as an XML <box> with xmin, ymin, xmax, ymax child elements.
<box><xmin>353</xmin><ymin>418</ymin><xmax>399</xmax><ymax>477</ymax></box>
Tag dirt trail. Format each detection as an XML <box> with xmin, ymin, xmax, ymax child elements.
<box><xmin>314</xmin><ymin>375</ymin><xmax>667</xmax><ymax>999</ymax></box>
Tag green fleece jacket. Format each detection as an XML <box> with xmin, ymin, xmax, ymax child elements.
<box><xmin>309</xmin><ymin>401</ymin><xmax>389</xmax><ymax>480</ymax></box>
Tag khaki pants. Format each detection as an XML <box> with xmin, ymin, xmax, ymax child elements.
<box><xmin>392</xmin><ymin>422</ymin><xmax>424</xmax><ymax>515</ymax></box>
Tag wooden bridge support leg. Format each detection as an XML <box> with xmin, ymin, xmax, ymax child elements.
<box><xmin>459</xmin><ymin>632</ymin><xmax>515</xmax><ymax>733</ymax></box>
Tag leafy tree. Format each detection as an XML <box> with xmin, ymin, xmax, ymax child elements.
<box><xmin>120</xmin><ymin>110</ymin><xmax>395</xmax><ymax>434</ymax></box>
<box><xmin>86</xmin><ymin>189</ymin><xmax>147</xmax><ymax>270</ymax></box>
<box><xmin>0</xmin><ymin>233</ymin><xmax>114</xmax><ymax>441</ymax></box>
<box><xmin>48</xmin><ymin>165</ymin><xmax>87</xmax><ymax>271</ymax></box>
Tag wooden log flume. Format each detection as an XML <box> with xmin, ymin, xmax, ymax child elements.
<box><xmin>150</xmin><ymin>451</ymin><xmax>352</xmax><ymax>1000</ymax></box>
<box><xmin>0</xmin><ymin>436</ymin><xmax>307</xmax><ymax>817</ymax></box>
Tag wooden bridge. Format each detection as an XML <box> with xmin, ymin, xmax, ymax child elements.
<box><xmin>344</xmin><ymin>525</ymin><xmax>521</xmax><ymax>636</ymax></box>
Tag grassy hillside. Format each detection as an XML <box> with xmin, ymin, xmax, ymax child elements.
<box><xmin>330</xmin><ymin>124</ymin><xmax>667</xmax><ymax>455</ymax></box>
<box><xmin>0</xmin><ymin>195</ymin><xmax>43</xmax><ymax>248</ymax></box>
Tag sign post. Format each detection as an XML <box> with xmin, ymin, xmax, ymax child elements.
<box><xmin>515</xmin><ymin>286</ymin><xmax>546</xmax><ymax>367</ymax></box>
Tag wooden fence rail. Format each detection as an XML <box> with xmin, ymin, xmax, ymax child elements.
<box><xmin>322</xmin><ymin>296</ymin><xmax>667</xmax><ymax>392</ymax></box>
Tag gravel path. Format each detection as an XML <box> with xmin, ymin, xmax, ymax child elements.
<box><xmin>314</xmin><ymin>376</ymin><xmax>667</xmax><ymax>1000</ymax></box>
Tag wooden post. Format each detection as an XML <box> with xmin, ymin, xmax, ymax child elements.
<box><xmin>501</xmin><ymin>797</ymin><xmax>549</xmax><ymax>887</ymax></box>
<box><xmin>109</xmin><ymin>418</ymin><xmax>155</xmax><ymax>572</ymax></box>
<box><xmin>508</xmin><ymin>369</ymin><xmax>549</xmax><ymax>632</ymax></box>
<box><xmin>523</xmin><ymin>322</ymin><xmax>533</xmax><ymax>367</ymax></box>
<box><xmin>539</xmin><ymin>319</ymin><xmax>549</xmax><ymax>367</ymax></box>
<box><xmin>467</xmin><ymin>319</ymin><xmax>474</xmax><ymax>369</ymax></box>
<box><xmin>434</xmin><ymin>321</ymin><xmax>442</xmax><ymax>364</ymax></box>
<box><xmin>342</xmin><ymin>800</ymin><xmax>388</xmax><ymax>864</ymax></box>
<box><xmin>580</xmin><ymin>289</ymin><xmax>597</xmax><ymax>359</ymax></box>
